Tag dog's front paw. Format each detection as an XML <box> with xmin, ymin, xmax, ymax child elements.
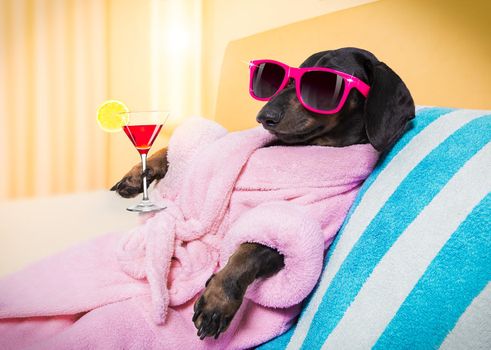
<box><xmin>192</xmin><ymin>273</ymin><xmax>244</xmax><ymax>340</ymax></box>
<box><xmin>111</xmin><ymin>167</ymin><xmax>156</xmax><ymax>198</ymax></box>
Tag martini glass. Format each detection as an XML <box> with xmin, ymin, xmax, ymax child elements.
<box><xmin>121</xmin><ymin>111</ymin><xmax>169</xmax><ymax>212</ymax></box>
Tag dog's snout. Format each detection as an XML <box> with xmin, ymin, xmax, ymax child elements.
<box><xmin>256</xmin><ymin>109</ymin><xmax>284</xmax><ymax>128</ymax></box>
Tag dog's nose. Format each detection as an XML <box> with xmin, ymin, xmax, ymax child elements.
<box><xmin>256</xmin><ymin>109</ymin><xmax>283</xmax><ymax>128</ymax></box>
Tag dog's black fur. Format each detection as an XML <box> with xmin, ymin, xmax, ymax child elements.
<box><xmin>256</xmin><ymin>48</ymin><xmax>414</xmax><ymax>151</ymax></box>
<box><xmin>112</xmin><ymin>48</ymin><xmax>415</xmax><ymax>340</ymax></box>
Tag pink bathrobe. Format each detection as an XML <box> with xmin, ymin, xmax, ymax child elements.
<box><xmin>0</xmin><ymin>118</ymin><xmax>379</xmax><ymax>349</ymax></box>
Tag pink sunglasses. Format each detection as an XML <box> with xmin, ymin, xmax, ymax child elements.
<box><xmin>249</xmin><ymin>59</ymin><xmax>371</xmax><ymax>115</ymax></box>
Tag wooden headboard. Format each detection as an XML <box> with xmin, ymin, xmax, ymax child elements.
<box><xmin>214</xmin><ymin>0</ymin><xmax>491</xmax><ymax>131</ymax></box>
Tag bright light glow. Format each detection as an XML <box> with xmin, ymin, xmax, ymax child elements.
<box><xmin>165</xmin><ymin>27</ymin><xmax>191</xmax><ymax>52</ymax></box>
<box><xmin>150</xmin><ymin>0</ymin><xmax>202</xmax><ymax>129</ymax></box>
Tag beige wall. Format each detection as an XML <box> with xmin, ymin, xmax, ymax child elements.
<box><xmin>201</xmin><ymin>0</ymin><xmax>377</xmax><ymax>120</ymax></box>
<box><xmin>214</xmin><ymin>0</ymin><xmax>491</xmax><ymax>131</ymax></box>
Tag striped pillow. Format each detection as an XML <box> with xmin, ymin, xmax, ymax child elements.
<box><xmin>259</xmin><ymin>107</ymin><xmax>491</xmax><ymax>350</ymax></box>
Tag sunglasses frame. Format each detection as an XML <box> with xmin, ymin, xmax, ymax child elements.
<box><xmin>249</xmin><ymin>59</ymin><xmax>371</xmax><ymax>115</ymax></box>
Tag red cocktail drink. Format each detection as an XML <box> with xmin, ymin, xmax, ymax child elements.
<box><xmin>120</xmin><ymin>111</ymin><xmax>169</xmax><ymax>212</ymax></box>
<box><xmin>123</xmin><ymin>124</ymin><xmax>163</xmax><ymax>154</ymax></box>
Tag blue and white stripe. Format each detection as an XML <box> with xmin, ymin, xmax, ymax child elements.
<box><xmin>440</xmin><ymin>282</ymin><xmax>491</xmax><ymax>350</ymax></box>
<box><xmin>259</xmin><ymin>107</ymin><xmax>491</xmax><ymax>350</ymax></box>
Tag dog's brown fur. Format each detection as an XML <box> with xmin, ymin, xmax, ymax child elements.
<box><xmin>112</xmin><ymin>48</ymin><xmax>415</xmax><ymax>339</ymax></box>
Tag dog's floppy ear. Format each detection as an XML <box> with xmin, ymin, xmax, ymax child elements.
<box><xmin>363</xmin><ymin>61</ymin><xmax>415</xmax><ymax>152</ymax></box>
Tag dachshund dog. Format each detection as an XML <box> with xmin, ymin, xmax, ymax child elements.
<box><xmin>112</xmin><ymin>47</ymin><xmax>415</xmax><ymax>339</ymax></box>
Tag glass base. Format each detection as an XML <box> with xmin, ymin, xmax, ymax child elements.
<box><xmin>127</xmin><ymin>199</ymin><xmax>165</xmax><ymax>213</ymax></box>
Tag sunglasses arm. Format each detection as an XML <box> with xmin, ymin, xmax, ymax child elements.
<box><xmin>349</xmin><ymin>78</ymin><xmax>370</xmax><ymax>98</ymax></box>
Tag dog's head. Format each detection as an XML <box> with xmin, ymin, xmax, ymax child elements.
<box><xmin>255</xmin><ymin>47</ymin><xmax>415</xmax><ymax>152</ymax></box>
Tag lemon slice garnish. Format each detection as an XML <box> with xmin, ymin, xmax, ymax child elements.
<box><xmin>96</xmin><ymin>100</ymin><xmax>130</xmax><ymax>132</ymax></box>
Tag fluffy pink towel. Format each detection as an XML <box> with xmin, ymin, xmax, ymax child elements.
<box><xmin>0</xmin><ymin>118</ymin><xmax>379</xmax><ymax>349</ymax></box>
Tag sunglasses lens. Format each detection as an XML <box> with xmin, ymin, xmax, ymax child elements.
<box><xmin>300</xmin><ymin>71</ymin><xmax>345</xmax><ymax>111</ymax></box>
<box><xmin>252</xmin><ymin>62</ymin><xmax>286</xmax><ymax>99</ymax></box>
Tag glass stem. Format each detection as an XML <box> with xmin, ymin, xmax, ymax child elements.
<box><xmin>141</xmin><ymin>153</ymin><xmax>149</xmax><ymax>201</ymax></box>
